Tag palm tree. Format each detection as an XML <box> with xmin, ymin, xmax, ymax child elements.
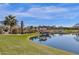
<box><xmin>3</xmin><ymin>15</ymin><xmax>17</xmax><ymax>34</ymax></box>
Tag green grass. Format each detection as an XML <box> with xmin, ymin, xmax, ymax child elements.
<box><xmin>0</xmin><ymin>33</ymin><xmax>73</xmax><ymax>55</ymax></box>
<box><xmin>64</xmin><ymin>29</ymin><xmax>78</xmax><ymax>33</ymax></box>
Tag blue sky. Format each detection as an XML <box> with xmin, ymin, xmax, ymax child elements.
<box><xmin>0</xmin><ymin>3</ymin><xmax>79</xmax><ymax>27</ymax></box>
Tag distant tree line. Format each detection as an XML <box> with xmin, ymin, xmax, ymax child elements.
<box><xmin>0</xmin><ymin>15</ymin><xmax>79</xmax><ymax>34</ymax></box>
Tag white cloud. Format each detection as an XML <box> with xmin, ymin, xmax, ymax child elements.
<box><xmin>13</xmin><ymin>6</ymin><xmax>69</xmax><ymax>19</ymax></box>
<box><xmin>0</xmin><ymin>4</ymin><xmax>79</xmax><ymax>20</ymax></box>
<box><xmin>26</xmin><ymin>6</ymin><xmax>69</xmax><ymax>14</ymax></box>
<box><xmin>23</xmin><ymin>6</ymin><xmax>79</xmax><ymax>20</ymax></box>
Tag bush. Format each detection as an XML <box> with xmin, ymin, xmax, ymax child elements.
<box><xmin>12</xmin><ymin>28</ymin><xmax>18</xmax><ymax>34</ymax></box>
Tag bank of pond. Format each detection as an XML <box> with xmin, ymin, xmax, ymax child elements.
<box><xmin>29</xmin><ymin>33</ymin><xmax>79</xmax><ymax>54</ymax></box>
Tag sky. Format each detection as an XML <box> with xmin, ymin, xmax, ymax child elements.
<box><xmin>0</xmin><ymin>3</ymin><xmax>79</xmax><ymax>27</ymax></box>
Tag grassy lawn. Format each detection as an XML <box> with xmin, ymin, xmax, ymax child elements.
<box><xmin>0</xmin><ymin>33</ymin><xmax>73</xmax><ymax>55</ymax></box>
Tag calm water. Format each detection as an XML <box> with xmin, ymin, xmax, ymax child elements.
<box><xmin>30</xmin><ymin>34</ymin><xmax>79</xmax><ymax>54</ymax></box>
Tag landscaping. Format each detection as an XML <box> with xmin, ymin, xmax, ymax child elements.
<box><xmin>0</xmin><ymin>33</ymin><xmax>73</xmax><ymax>55</ymax></box>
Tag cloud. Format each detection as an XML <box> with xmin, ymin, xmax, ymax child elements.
<box><xmin>27</xmin><ymin>6</ymin><xmax>68</xmax><ymax>13</ymax></box>
<box><xmin>13</xmin><ymin>6</ymin><xmax>69</xmax><ymax>19</ymax></box>
<box><xmin>0</xmin><ymin>4</ymin><xmax>79</xmax><ymax>21</ymax></box>
<box><xmin>0</xmin><ymin>3</ymin><xmax>11</xmax><ymax>20</ymax></box>
<box><xmin>19</xmin><ymin>6</ymin><xmax>79</xmax><ymax>20</ymax></box>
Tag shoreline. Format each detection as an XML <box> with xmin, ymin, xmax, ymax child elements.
<box><xmin>28</xmin><ymin>33</ymin><xmax>74</xmax><ymax>55</ymax></box>
<box><xmin>0</xmin><ymin>33</ymin><xmax>74</xmax><ymax>55</ymax></box>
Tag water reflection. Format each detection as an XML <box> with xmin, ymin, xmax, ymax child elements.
<box><xmin>39</xmin><ymin>37</ymin><xmax>47</xmax><ymax>41</ymax></box>
<box><xmin>30</xmin><ymin>34</ymin><xmax>51</xmax><ymax>42</ymax></box>
<box><xmin>58</xmin><ymin>33</ymin><xmax>64</xmax><ymax>36</ymax></box>
<box><xmin>74</xmin><ymin>34</ymin><xmax>79</xmax><ymax>42</ymax></box>
<box><xmin>50</xmin><ymin>34</ymin><xmax>55</xmax><ymax>37</ymax></box>
<box><xmin>30</xmin><ymin>33</ymin><xmax>77</xmax><ymax>41</ymax></box>
<box><xmin>30</xmin><ymin>33</ymin><xmax>79</xmax><ymax>42</ymax></box>
<box><xmin>29</xmin><ymin>36</ymin><xmax>38</xmax><ymax>41</ymax></box>
<box><xmin>30</xmin><ymin>33</ymin><xmax>69</xmax><ymax>42</ymax></box>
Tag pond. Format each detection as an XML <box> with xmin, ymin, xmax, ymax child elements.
<box><xmin>30</xmin><ymin>33</ymin><xmax>79</xmax><ymax>54</ymax></box>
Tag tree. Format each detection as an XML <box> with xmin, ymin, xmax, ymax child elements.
<box><xmin>3</xmin><ymin>15</ymin><xmax>17</xmax><ymax>34</ymax></box>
